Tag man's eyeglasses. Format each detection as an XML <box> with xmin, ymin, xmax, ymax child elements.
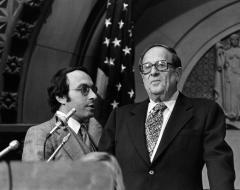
<box><xmin>139</xmin><ymin>60</ymin><xmax>176</xmax><ymax>74</ymax></box>
<box><xmin>69</xmin><ymin>84</ymin><xmax>98</xmax><ymax>96</ymax></box>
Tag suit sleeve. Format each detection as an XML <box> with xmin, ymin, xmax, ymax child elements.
<box><xmin>203</xmin><ymin>102</ymin><xmax>235</xmax><ymax>190</ymax></box>
<box><xmin>22</xmin><ymin>126</ymin><xmax>53</xmax><ymax>161</ymax></box>
<box><xmin>98</xmin><ymin>109</ymin><xmax>117</xmax><ymax>155</ymax></box>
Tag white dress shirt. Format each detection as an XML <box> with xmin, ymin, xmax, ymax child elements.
<box><xmin>56</xmin><ymin>111</ymin><xmax>80</xmax><ymax>134</ymax></box>
<box><xmin>146</xmin><ymin>91</ymin><xmax>179</xmax><ymax>162</ymax></box>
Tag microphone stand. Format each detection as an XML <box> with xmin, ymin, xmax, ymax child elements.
<box><xmin>43</xmin><ymin>108</ymin><xmax>76</xmax><ymax>160</ymax></box>
<box><xmin>47</xmin><ymin>133</ymin><xmax>71</xmax><ymax>162</ymax></box>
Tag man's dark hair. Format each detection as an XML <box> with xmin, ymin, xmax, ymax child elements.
<box><xmin>47</xmin><ymin>66</ymin><xmax>91</xmax><ymax>113</ymax></box>
<box><xmin>138</xmin><ymin>44</ymin><xmax>182</xmax><ymax>68</ymax></box>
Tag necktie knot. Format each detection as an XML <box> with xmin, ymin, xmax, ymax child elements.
<box><xmin>78</xmin><ymin>123</ymin><xmax>88</xmax><ymax>139</ymax></box>
<box><xmin>151</xmin><ymin>102</ymin><xmax>167</xmax><ymax>115</ymax></box>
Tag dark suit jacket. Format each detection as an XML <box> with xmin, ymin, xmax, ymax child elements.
<box><xmin>22</xmin><ymin>117</ymin><xmax>92</xmax><ymax>161</ymax></box>
<box><xmin>99</xmin><ymin>93</ymin><xmax>235</xmax><ymax>190</ymax></box>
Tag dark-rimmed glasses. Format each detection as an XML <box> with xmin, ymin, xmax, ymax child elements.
<box><xmin>139</xmin><ymin>60</ymin><xmax>176</xmax><ymax>74</ymax></box>
<box><xmin>69</xmin><ymin>84</ymin><xmax>98</xmax><ymax>96</ymax></box>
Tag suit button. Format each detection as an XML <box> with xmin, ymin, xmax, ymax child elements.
<box><xmin>149</xmin><ymin>170</ymin><xmax>154</xmax><ymax>175</ymax></box>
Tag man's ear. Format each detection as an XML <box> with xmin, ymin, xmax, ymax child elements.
<box><xmin>56</xmin><ymin>96</ymin><xmax>67</xmax><ymax>105</ymax></box>
<box><xmin>175</xmin><ymin>67</ymin><xmax>182</xmax><ymax>82</ymax></box>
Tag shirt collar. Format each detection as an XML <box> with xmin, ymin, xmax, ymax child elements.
<box><xmin>148</xmin><ymin>91</ymin><xmax>179</xmax><ymax>113</ymax></box>
<box><xmin>56</xmin><ymin>111</ymin><xmax>80</xmax><ymax>134</ymax></box>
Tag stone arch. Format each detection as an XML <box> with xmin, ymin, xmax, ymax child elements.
<box><xmin>134</xmin><ymin>0</ymin><xmax>240</xmax><ymax>101</ymax></box>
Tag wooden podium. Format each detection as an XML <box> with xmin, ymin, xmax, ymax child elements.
<box><xmin>0</xmin><ymin>160</ymin><xmax>115</xmax><ymax>190</ymax></box>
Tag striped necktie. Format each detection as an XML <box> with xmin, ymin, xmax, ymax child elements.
<box><xmin>78</xmin><ymin>123</ymin><xmax>97</xmax><ymax>151</ymax></box>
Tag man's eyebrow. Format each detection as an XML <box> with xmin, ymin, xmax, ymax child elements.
<box><xmin>75</xmin><ymin>83</ymin><xmax>93</xmax><ymax>88</ymax></box>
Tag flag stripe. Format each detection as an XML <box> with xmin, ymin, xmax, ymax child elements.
<box><xmin>96</xmin><ymin>68</ymin><xmax>109</xmax><ymax>99</ymax></box>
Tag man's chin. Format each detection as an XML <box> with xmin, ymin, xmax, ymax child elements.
<box><xmin>87</xmin><ymin>111</ymin><xmax>95</xmax><ymax>118</ymax></box>
<box><xmin>150</xmin><ymin>87</ymin><xmax>164</xmax><ymax>95</ymax></box>
<box><xmin>76</xmin><ymin>112</ymin><xmax>94</xmax><ymax>122</ymax></box>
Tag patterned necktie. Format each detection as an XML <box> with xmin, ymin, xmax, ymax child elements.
<box><xmin>145</xmin><ymin>102</ymin><xmax>167</xmax><ymax>158</ymax></box>
<box><xmin>78</xmin><ymin>123</ymin><xmax>96</xmax><ymax>151</ymax></box>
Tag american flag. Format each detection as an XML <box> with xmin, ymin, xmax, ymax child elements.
<box><xmin>95</xmin><ymin>0</ymin><xmax>135</xmax><ymax>125</ymax></box>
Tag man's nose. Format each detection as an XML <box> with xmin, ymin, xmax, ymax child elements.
<box><xmin>150</xmin><ymin>64</ymin><xmax>159</xmax><ymax>75</ymax></box>
<box><xmin>89</xmin><ymin>88</ymin><xmax>97</xmax><ymax>100</ymax></box>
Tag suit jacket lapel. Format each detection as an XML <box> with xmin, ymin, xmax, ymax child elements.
<box><xmin>127</xmin><ymin>100</ymin><xmax>151</xmax><ymax>166</ymax></box>
<box><xmin>152</xmin><ymin>93</ymin><xmax>193</xmax><ymax>163</ymax></box>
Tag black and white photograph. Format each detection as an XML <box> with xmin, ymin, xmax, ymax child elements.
<box><xmin>0</xmin><ymin>0</ymin><xmax>238</xmax><ymax>189</ymax></box>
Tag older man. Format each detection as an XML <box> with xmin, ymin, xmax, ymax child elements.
<box><xmin>99</xmin><ymin>44</ymin><xmax>235</xmax><ymax>190</ymax></box>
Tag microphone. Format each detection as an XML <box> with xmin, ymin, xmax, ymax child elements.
<box><xmin>47</xmin><ymin>133</ymin><xmax>71</xmax><ymax>162</ymax></box>
<box><xmin>49</xmin><ymin>108</ymin><xmax>76</xmax><ymax>136</ymax></box>
<box><xmin>0</xmin><ymin>140</ymin><xmax>20</xmax><ymax>159</ymax></box>
<box><xmin>44</xmin><ymin>108</ymin><xmax>75</xmax><ymax>160</ymax></box>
